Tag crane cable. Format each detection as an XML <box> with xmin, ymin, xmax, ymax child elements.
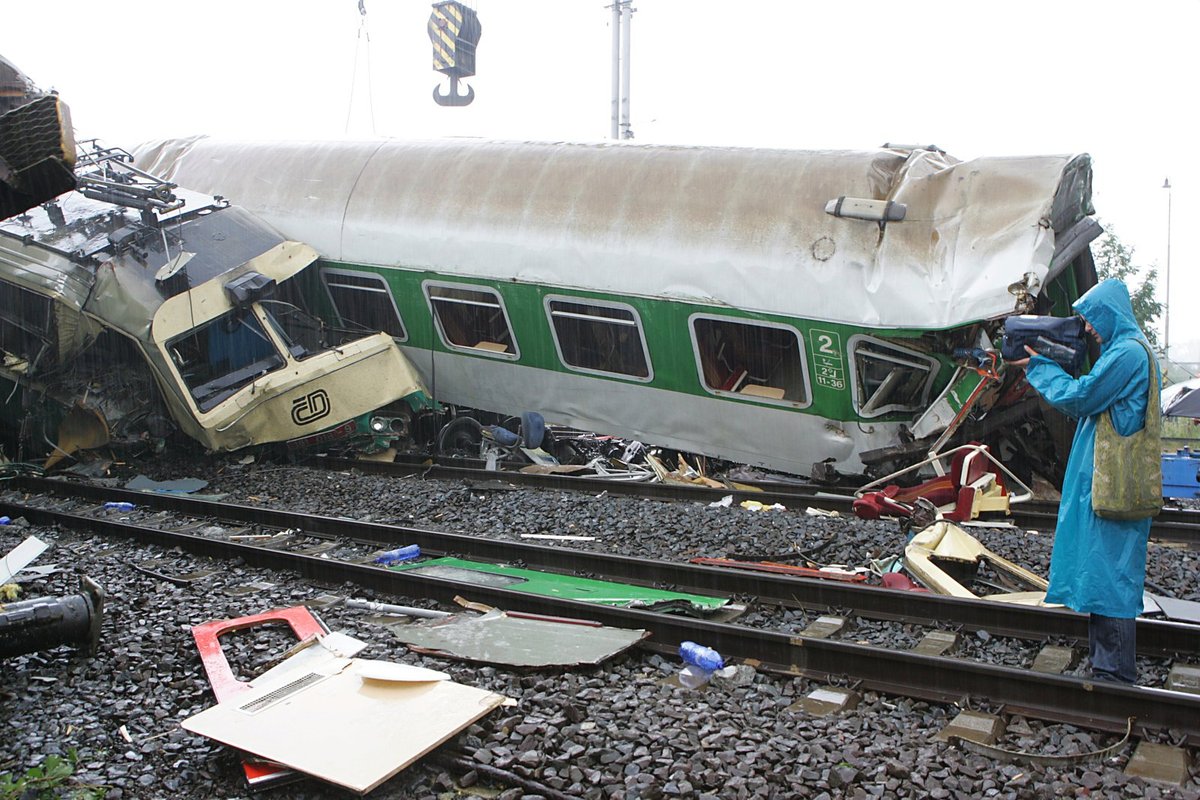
<box><xmin>345</xmin><ymin>0</ymin><xmax>377</xmax><ymax>135</ymax></box>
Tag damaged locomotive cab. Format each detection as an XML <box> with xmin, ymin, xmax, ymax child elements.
<box><xmin>0</xmin><ymin>138</ymin><xmax>431</xmax><ymax>464</ymax></box>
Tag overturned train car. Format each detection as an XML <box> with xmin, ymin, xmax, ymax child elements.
<box><xmin>135</xmin><ymin>137</ymin><xmax>1099</xmax><ymax>480</ymax></box>
<box><xmin>0</xmin><ymin>142</ymin><xmax>431</xmax><ymax>463</ymax></box>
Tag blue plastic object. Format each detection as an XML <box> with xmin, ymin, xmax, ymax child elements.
<box><xmin>679</xmin><ymin>641</ymin><xmax>724</xmax><ymax>671</ymax></box>
<box><xmin>375</xmin><ymin>544</ymin><xmax>422</xmax><ymax>566</ymax></box>
<box><xmin>1162</xmin><ymin>448</ymin><xmax>1200</xmax><ymax>500</ymax></box>
<box><xmin>103</xmin><ymin>502</ymin><xmax>135</xmax><ymax>512</ymax></box>
<box><xmin>0</xmin><ymin>516</ymin><xmax>10</xmax><ymax>525</ymax></box>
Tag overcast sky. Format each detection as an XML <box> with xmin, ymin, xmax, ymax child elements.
<box><xmin>5</xmin><ymin>0</ymin><xmax>1196</xmax><ymax>366</ymax></box>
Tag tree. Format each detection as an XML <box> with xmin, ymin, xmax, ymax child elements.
<box><xmin>1091</xmin><ymin>223</ymin><xmax>1163</xmax><ymax>349</ymax></box>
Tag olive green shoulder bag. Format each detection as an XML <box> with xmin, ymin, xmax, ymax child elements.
<box><xmin>1091</xmin><ymin>338</ymin><xmax>1162</xmax><ymax>520</ymax></box>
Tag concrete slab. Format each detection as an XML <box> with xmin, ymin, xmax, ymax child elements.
<box><xmin>1031</xmin><ymin>645</ymin><xmax>1077</xmax><ymax>674</ymax></box>
<box><xmin>1125</xmin><ymin>742</ymin><xmax>1192</xmax><ymax>785</ymax></box>
<box><xmin>1165</xmin><ymin>662</ymin><xmax>1200</xmax><ymax>695</ymax></box>
<box><xmin>797</xmin><ymin>616</ymin><xmax>848</xmax><ymax>640</ymax></box>
<box><xmin>787</xmin><ymin>686</ymin><xmax>860</xmax><ymax>716</ymax></box>
<box><xmin>912</xmin><ymin>630</ymin><xmax>959</xmax><ymax>657</ymax></box>
<box><xmin>934</xmin><ymin>710</ymin><xmax>1005</xmax><ymax>745</ymax></box>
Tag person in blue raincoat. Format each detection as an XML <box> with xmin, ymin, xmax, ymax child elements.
<box><xmin>1010</xmin><ymin>278</ymin><xmax>1158</xmax><ymax>683</ymax></box>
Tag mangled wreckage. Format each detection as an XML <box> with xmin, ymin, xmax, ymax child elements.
<box><xmin>134</xmin><ymin>136</ymin><xmax>1101</xmax><ymax>484</ymax></box>
<box><xmin>0</xmin><ymin>68</ymin><xmax>433</xmax><ymax>463</ymax></box>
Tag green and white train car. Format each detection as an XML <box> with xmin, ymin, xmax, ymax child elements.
<box><xmin>135</xmin><ymin>138</ymin><xmax>1097</xmax><ymax>478</ymax></box>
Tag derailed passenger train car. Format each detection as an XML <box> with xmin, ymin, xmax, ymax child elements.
<box><xmin>134</xmin><ymin>137</ymin><xmax>1099</xmax><ymax>480</ymax></box>
<box><xmin>0</xmin><ymin>141</ymin><xmax>431</xmax><ymax>463</ymax></box>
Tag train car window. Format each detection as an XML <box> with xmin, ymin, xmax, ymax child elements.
<box><xmin>849</xmin><ymin>337</ymin><xmax>937</xmax><ymax>418</ymax></box>
<box><xmin>0</xmin><ymin>279</ymin><xmax>56</xmax><ymax>370</ymax></box>
<box><xmin>167</xmin><ymin>311</ymin><xmax>285</xmax><ymax>412</ymax></box>
<box><xmin>425</xmin><ymin>283</ymin><xmax>518</xmax><ymax>358</ymax></box>
<box><xmin>320</xmin><ymin>269</ymin><xmax>407</xmax><ymax>340</ymax></box>
<box><xmin>690</xmin><ymin>316</ymin><xmax>809</xmax><ymax>405</ymax></box>
<box><xmin>545</xmin><ymin>297</ymin><xmax>651</xmax><ymax>380</ymax></box>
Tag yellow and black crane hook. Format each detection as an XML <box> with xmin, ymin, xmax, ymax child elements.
<box><xmin>428</xmin><ymin>2</ymin><xmax>481</xmax><ymax>107</ymax></box>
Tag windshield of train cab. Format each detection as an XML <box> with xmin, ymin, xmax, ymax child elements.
<box><xmin>166</xmin><ymin>309</ymin><xmax>285</xmax><ymax>411</ymax></box>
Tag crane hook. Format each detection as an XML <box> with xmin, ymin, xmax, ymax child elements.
<box><xmin>432</xmin><ymin>75</ymin><xmax>475</xmax><ymax>107</ymax></box>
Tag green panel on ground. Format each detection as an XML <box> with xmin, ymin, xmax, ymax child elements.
<box><xmin>389</xmin><ymin>556</ymin><xmax>728</xmax><ymax>612</ymax></box>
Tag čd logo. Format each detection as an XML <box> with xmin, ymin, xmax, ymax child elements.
<box><xmin>291</xmin><ymin>389</ymin><xmax>331</xmax><ymax>426</ymax></box>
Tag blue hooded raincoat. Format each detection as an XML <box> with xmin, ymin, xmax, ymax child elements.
<box><xmin>1024</xmin><ymin>278</ymin><xmax>1157</xmax><ymax>619</ymax></box>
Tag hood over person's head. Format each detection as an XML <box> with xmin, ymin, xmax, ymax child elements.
<box><xmin>1072</xmin><ymin>278</ymin><xmax>1143</xmax><ymax>350</ymax></box>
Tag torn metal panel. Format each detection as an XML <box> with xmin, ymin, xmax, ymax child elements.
<box><xmin>190</xmin><ymin>606</ymin><xmax>329</xmax><ymax>790</ymax></box>
<box><xmin>124</xmin><ymin>474</ymin><xmax>209</xmax><ymax>494</ymax></box>
<box><xmin>0</xmin><ymin>535</ymin><xmax>48</xmax><ymax>584</ymax></box>
<box><xmin>1148</xmin><ymin>594</ymin><xmax>1200</xmax><ymax>625</ymax></box>
<box><xmin>388</xmin><ymin>608</ymin><xmax>649</xmax><ymax>667</ymax></box>
<box><xmin>903</xmin><ymin>521</ymin><xmax>1050</xmax><ymax>605</ymax></box>
<box><xmin>390</xmin><ymin>556</ymin><xmax>729</xmax><ymax>613</ymax></box>
<box><xmin>182</xmin><ymin>657</ymin><xmax>508</xmax><ymax>795</ymax></box>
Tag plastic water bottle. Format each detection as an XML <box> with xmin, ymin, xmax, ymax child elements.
<box><xmin>679</xmin><ymin>641</ymin><xmax>724</xmax><ymax>671</ymax></box>
<box><xmin>374</xmin><ymin>544</ymin><xmax>421</xmax><ymax>566</ymax></box>
<box><xmin>104</xmin><ymin>502</ymin><xmax>135</xmax><ymax>512</ymax></box>
<box><xmin>678</xmin><ymin>641</ymin><xmax>724</xmax><ymax>688</ymax></box>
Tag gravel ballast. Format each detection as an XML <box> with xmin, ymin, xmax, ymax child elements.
<box><xmin>2</xmin><ymin>452</ymin><xmax>1198</xmax><ymax>799</ymax></box>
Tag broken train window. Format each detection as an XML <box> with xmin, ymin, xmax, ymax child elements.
<box><xmin>545</xmin><ymin>296</ymin><xmax>651</xmax><ymax>380</ymax></box>
<box><xmin>690</xmin><ymin>315</ymin><xmax>809</xmax><ymax>404</ymax></box>
<box><xmin>0</xmin><ymin>279</ymin><xmax>55</xmax><ymax>371</ymax></box>
<box><xmin>320</xmin><ymin>269</ymin><xmax>407</xmax><ymax>341</ymax></box>
<box><xmin>261</xmin><ymin>277</ymin><xmax>328</xmax><ymax>359</ymax></box>
<box><xmin>167</xmin><ymin>310</ymin><xmax>285</xmax><ymax>412</ymax></box>
<box><xmin>849</xmin><ymin>336</ymin><xmax>937</xmax><ymax>418</ymax></box>
<box><xmin>425</xmin><ymin>282</ymin><xmax>518</xmax><ymax>357</ymax></box>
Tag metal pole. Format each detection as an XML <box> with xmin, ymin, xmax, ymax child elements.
<box><xmin>1164</xmin><ymin>177</ymin><xmax>1172</xmax><ymax>358</ymax></box>
<box><xmin>619</xmin><ymin>1</ymin><xmax>633</xmax><ymax>139</ymax></box>
<box><xmin>611</xmin><ymin>2</ymin><xmax>620</xmax><ymax>140</ymax></box>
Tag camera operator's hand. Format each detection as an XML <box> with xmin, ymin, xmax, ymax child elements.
<box><xmin>1007</xmin><ymin>345</ymin><xmax>1040</xmax><ymax>368</ymax></box>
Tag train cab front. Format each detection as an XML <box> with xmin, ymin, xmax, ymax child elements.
<box><xmin>149</xmin><ymin>242</ymin><xmax>429</xmax><ymax>454</ymax></box>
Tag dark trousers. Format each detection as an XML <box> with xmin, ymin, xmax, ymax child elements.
<box><xmin>1089</xmin><ymin>613</ymin><xmax>1137</xmax><ymax>683</ymax></box>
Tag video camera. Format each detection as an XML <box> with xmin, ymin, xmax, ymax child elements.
<box><xmin>1001</xmin><ymin>315</ymin><xmax>1087</xmax><ymax>375</ymax></box>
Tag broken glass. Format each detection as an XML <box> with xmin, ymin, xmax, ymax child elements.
<box><xmin>168</xmin><ymin>311</ymin><xmax>284</xmax><ymax>411</ymax></box>
<box><xmin>852</xmin><ymin>338</ymin><xmax>936</xmax><ymax>417</ymax></box>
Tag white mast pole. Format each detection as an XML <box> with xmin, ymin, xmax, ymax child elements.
<box><xmin>610</xmin><ymin>2</ymin><xmax>621</xmax><ymax>139</ymax></box>
<box><xmin>619</xmin><ymin>1</ymin><xmax>633</xmax><ymax>139</ymax></box>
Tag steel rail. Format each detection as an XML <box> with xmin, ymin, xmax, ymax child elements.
<box><xmin>3</xmin><ymin>495</ymin><xmax>1198</xmax><ymax>745</ymax></box>
<box><xmin>9</xmin><ymin>476</ymin><xmax>1199</xmax><ymax>658</ymax></box>
<box><xmin>311</xmin><ymin>457</ymin><xmax>1200</xmax><ymax>546</ymax></box>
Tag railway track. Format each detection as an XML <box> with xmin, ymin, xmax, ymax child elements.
<box><xmin>312</xmin><ymin>455</ymin><xmax>1200</xmax><ymax>547</ymax></box>
<box><xmin>4</xmin><ymin>474</ymin><xmax>1199</xmax><ymax>747</ymax></box>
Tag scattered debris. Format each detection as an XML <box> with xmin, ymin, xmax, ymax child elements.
<box><xmin>191</xmin><ymin>606</ymin><xmax>329</xmax><ymax>789</ymax></box>
<box><xmin>389</xmin><ymin>556</ymin><xmax>731</xmax><ymax>614</ymax></box>
<box><xmin>388</xmin><ymin>607</ymin><xmax>649</xmax><ymax>667</ymax></box>
<box><xmin>739</xmin><ymin>500</ymin><xmax>786</xmax><ymax>512</ymax></box>
<box><xmin>0</xmin><ymin>535</ymin><xmax>48</xmax><ymax>585</ymax></box>
<box><xmin>344</xmin><ymin>598</ymin><xmax>451</xmax><ymax>619</ymax></box>
<box><xmin>853</xmin><ymin>444</ymin><xmax>1032</xmax><ymax>523</ymax></box>
<box><xmin>124</xmin><ymin>474</ymin><xmax>209</xmax><ymax>494</ymax></box>
<box><xmin>805</xmin><ymin>507</ymin><xmax>839</xmax><ymax>517</ymax></box>
<box><xmin>903</xmin><ymin>521</ymin><xmax>1049</xmax><ymax>604</ymax></box>
<box><xmin>183</xmin><ymin>653</ymin><xmax>507</xmax><ymax>795</ymax></box>
<box><xmin>689</xmin><ymin>557</ymin><xmax>868</xmax><ymax>583</ymax></box>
